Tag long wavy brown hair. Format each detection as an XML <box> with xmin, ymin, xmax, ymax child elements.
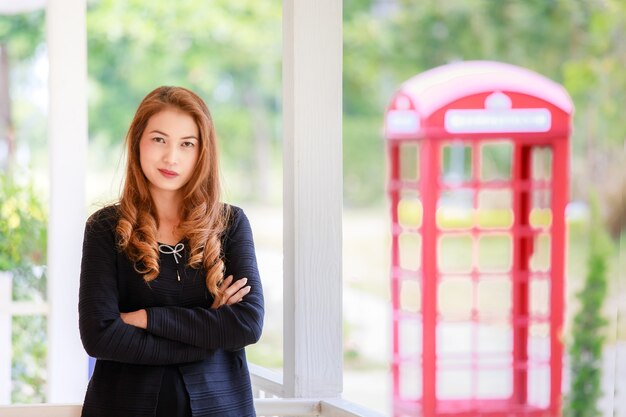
<box><xmin>116</xmin><ymin>86</ymin><xmax>229</xmax><ymax>297</ymax></box>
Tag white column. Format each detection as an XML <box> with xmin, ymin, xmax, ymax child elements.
<box><xmin>46</xmin><ymin>0</ymin><xmax>89</xmax><ymax>402</ymax></box>
<box><xmin>282</xmin><ymin>0</ymin><xmax>343</xmax><ymax>398</ymax></box>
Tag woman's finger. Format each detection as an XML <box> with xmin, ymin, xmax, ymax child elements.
<box><xmin>212</xmin><ymin>277</ymin><xmax>249</xmax><ymax>308</ymax></box>
<box><xmin>225</xmin><ymin>285</ymin><xmax>251</xmax><ymax>305</ymax></box>
<box><xmin>224</xmin><ymin>277</ymin><xmax>247</xmax><ymax>298</ymax></box>
<box><xmin>219</xmin><ymin>275</ymin><xmax>233</xmax><ymax>291</ymax></box>
<box><xmin>211</xmin><ymin>276</ymin><xmax>233</xmax><ymax>309</ymax></box>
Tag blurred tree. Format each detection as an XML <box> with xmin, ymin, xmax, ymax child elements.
<box><xmin>605</xmin><ymin>169</ymin><xmax>625</xmax><ymax>239</ymax></box>
<box><xmin>343</xmin><ymin>0</ymin><xmax>393</xmax><ymax>206</ymax></box>
<box><xmin>0</xmin><ymin>174</ymin><xmax>47</xmax><ymax>271</ymax></box>
<box><xmin>343</xmin><ymin>0</ymin><xmax>626</xmax><ymax>213</ymax></box>
<box><xmin>86</xmin><ymin>0</ymin><xmax>281</xmax><ymax>202</ymax></box>
<box><xmin>0</xmin><ymin>10</ymin><xmax>44</xmax><ymax>171</ymax></box>
<box><xmin>0</xmin><ymin>173</ymin><xmax>48</xmax><ymax>403</ymax></box>
<box><xmin>565</xmin><ymin>195</ymin><xmax>611</xmax><ymax>417</ymax></box>
<box><xmin>0</xmin><ymin>1</ymin><xmax>623</xmax><ymax>209</ymax></box>
<box><xmin>0</xmin><ymin>0</ymin><xmax>624</xmax><ymax>404</ymax></box>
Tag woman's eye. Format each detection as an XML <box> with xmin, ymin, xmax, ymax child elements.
<box><xmin>182</xmin><ymin>141</ymin><xmax>196</xmax><ymax>148</ymax></box>
<box><xmin>152</xmin><ymin>137</ymin><xmax>165</xmax><ymax>143</ymax></box>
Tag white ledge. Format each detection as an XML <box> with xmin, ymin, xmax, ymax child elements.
<box><xmin>249</xmin><ymin>362</ymin><xmax>284</xmax><ymax>397</ymax></box>
<box><xmin>255</xmin><ymin>398</ymin><xmax>321</xmax><ymax>415</ymax></box>
<box><xmin>321</xmin><ymin>398</ymin><xmax>388</xmax><ymax>417</ymax></box>
<box><xmin>0</xmin><ymin>398</ymin><xmax>387</xmax><ymax>417</ymax></box>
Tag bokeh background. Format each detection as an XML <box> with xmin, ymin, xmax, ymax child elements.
<box><xmin>0</xmin><ymin>0</ymin><xmax>624</xmax><ymax>415</ymax></box>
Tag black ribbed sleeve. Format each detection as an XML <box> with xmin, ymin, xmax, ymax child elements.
<box><xmin>145</xmin><ymin>207</ymin><xmax>264</xmax><ymax>350</ymax></box>
<box><xmin>78</xmin><ymin>207</ymin><xmax>217</xmax><ymax>365</ymax></box>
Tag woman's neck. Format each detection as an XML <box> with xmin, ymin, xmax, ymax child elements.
<box><xmin>149</xmin><ymin>187</ymin><xmax>183</xmax><ymax>225</ymax></box>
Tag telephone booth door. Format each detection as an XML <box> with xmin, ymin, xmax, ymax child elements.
<box><xmin>385</xmin><ymin>61</ymin><xmax>572</xmax><ymax>417</ymax></box>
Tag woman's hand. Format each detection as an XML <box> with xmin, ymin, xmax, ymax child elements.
<box><xmin>120</xmin><ymin>309</ymin><xmax>148</xmax><ymax>329</ymax></box>
<box><xmin>211</xmin><ymin>275</ymin><xmax>251</xmax><ymax>309</ymax></box>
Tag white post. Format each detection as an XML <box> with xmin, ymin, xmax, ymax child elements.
<box><xmin>46</xmin><ymin>0</ymin><xmax>89</xmax><ymax>402</ymax></box>
<box><xmin>0</xmin><ymin>271</ymin><xmax>12</xmax><ymax>404</ymax></box>
<box><xmin>282</xmin><ymin>0</ymin><xmax>343</xmax><ymax>398</ymax></box>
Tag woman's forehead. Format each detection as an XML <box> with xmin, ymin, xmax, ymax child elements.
<box><xmin>144</xmin><ymin>108</ymin><xmax>199</xmax><ymax>138</ymax></box>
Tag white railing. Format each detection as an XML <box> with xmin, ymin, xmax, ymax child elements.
<box><xmin>248</xmin><ymin>363</ymin><xmax>387</xmax><ymax>416</ymax></box>
<box><xmin>0</xmin><ymin>398</ymin><xmax>385</xmax><ymax>417</ymax></box>
<box><xmin>0</xmin><ymin>363</ymin><xmax>386</xmax><ymax>416</ymax></box>
<box><xmin>0</xmin><ymin>272</ymin><xmax>386</xmax><ymax>417</ymax></box>
<box><xmin>250</xmin><ymin>362</ymin><xmax>284</xmax><ymax>398</ymax></box>
<box><xmin>0</xmin><ymin>271</ymin><xmax>50</xmax><ymax>405</ymax></box>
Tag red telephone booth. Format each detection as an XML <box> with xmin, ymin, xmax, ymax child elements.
<box><xmin>385</xmin><ymin>61</ymin><xmax>572</xmax><ymax>417</ymax></box>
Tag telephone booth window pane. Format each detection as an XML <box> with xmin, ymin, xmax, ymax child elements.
<box><xmin>478</xmin><ymin>234</ymin><xmax>512</xmax><ymax>272</ymax></box>
<box><xmin>438</xmin><ymin>321</ymin><xmax>472</xmax><ymax>351</ymax></box>
<box><xmin>477</xmin><ymin>368</ymin><xmax>512</xmax><ymax>398</ymax></box>
<box><xmin>399</xmin><ymin>361</ymin><xmax>421</xmax><ymax>400</ymax></box>
<box><xmin>528</xmin><ymin>322</ymin><xmax>551</xmax><ymax>408</ymax></box>
<box><xmin>399</xmin><ymin>319</ymin><xmax>422</xmax><ymax>357</ymax></box>
<box><xmin>476</xmin><ymin>321</ymin><xmax>512</xmax><ymax>353</ymax></box>
<box><xmin>437</xmin><ymin>322</ymin><xmax>473</xmax><ymax>399</ymax></box>
<box><xmin>400</xmin><ymin>142</ymin><xmax>420</xmax><ymax>181</ymax></box>
<box><xmin>530</xmin><ymin>279</ymin><xmax>550</xmax><ymax>317</ymax></box>
<box><xmin>399</xmin><ymin>232</ymin><xmax>421</xmax><ymax>271</ymax></box>
<box><xmin>528</xmin><ymin>365</ymin><xmax>550</xmax><ymax>407</ymax></box>
<box><xmin>441</xmin><ymin>142</ymin><xmax>472</xmax><ymax>183</ymax></box>
<box><xmin>438</xmin><ymin>235</ymin><xmax>473</xmax><ymax>272</ymax></box>
<box><xmin>532</xmin><ymin>189</ymin><xmax>552</xmax><ymax>209</ymax></box>
<box><xmin>398</xmin><ymin>194</ymin><xmax>422</xmax><ymax>228</ymax></box>
<box><xmin>530</xmin><ymin>233</ymin><xmax>551</xmax><ymax>272</ymax></box>
<box><xmin>400</xmin><ymin>279</ymin><xmax>421</xmax><ymax>313</ymax></box>
<box><xmin>477</xmin><ymin>190</ymin><xmax>513</xmax><ymax>229</ymax></box>
<box><xmin>530</xmin><ymin>207</ymin><xmax>552</xmax><ymax>229</ymax></box>
<box><xmin>437</xmin><ymin>192</ymin><xmax>473</xmax><ymax>230</ymax></box>
<box><xmin>438</xmin><ymin>279</ymin><xmax>472</xmax><ymax>320</ymax></box>
<box><xmin>480</xmin><ymin>141</ymin><xmax>513</xmax><ymax>181</ymax></box>
<box><xmin>532</xmin><ymin>146</ymin><xmax>553</xmax><ymax>181</ymax></box>
<box><xmin>436</xmin><ymin>321</ymin><xmax>473</xmax><ymax>399</ymax></box>
<box><xmin>477</xmin><ymin>279</ymin><xmax>511</xmax><ymax>316</ymax></box>
<box><xmin>437</xmin><ymin>368</ymin><xmax>472</xmax><ymax>399</ymax></box>
<box><xmin>530</xmin><ymin>189</ymin><xmax>553</xmax><ymax>233</ymax></box>
<box><xmin>528</xmin><ymin>322</ymin><xmax>550</xmax><ymax>357</ymax></box>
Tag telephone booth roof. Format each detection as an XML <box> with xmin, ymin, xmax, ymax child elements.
<box><xmin>385</xmin><ymin>60</ymin><xmax>574</xmax><ymax>140</ymax></box>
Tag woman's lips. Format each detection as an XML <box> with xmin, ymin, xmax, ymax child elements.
<box><xmin>158</xmin><ymin>169</ymin><xmax>179</xmax><ymax>179</ymax></box>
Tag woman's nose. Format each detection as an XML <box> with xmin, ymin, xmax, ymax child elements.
<box><xmin>163</xmin><ymin>144</ymin><xmax>178</xmax><ymax>164</ymax></box>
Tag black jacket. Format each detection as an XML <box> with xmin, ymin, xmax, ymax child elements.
<box><xmin>78</xmin><ymin>204</ymin><xmax>264</xmax><ymax>417</ymax></box>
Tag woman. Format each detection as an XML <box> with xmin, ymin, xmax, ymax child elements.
<box><xmin>78</xmin><ymin>86</ymin><xmax>264</xmax><ymax>417</ymax></box>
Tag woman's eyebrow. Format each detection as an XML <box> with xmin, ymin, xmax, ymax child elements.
<box><xmin>149</xmin><ymin>129</ymin><xmax>169</xmax><ymax>137</ymax></box>
<box><xmin>149</xmin><ymin>129</ymin><xmax>198</xmax><ymax>140</ymax></box>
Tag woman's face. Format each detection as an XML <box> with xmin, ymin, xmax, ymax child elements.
<box><xmin>139</xmin><ymin>108</ymin><xmax>200</xmax><ymax>197</ymax></box>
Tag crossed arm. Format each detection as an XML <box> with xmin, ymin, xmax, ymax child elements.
<box><xmin>120</xmin><ymin>275</ymin><xmax>251</xmax><ymax>328</ymax></box>
<box><xmin>78</xmin><ymin>206</ymin><xmax>264</xmax><ymax>365</ymax></box>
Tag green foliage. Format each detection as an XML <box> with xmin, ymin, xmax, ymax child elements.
<box><xmin>0</xmin><ymin>10</ymin><xmax>44</xmax><ymax>60</ymax></box>
<box><xmin>0</xmin><ymin>174</ymin><xmax>48</xmax><ymax>403</ymax></box>
<box><xmin>86</xmin><ymin>0</ymin><xmax>282</xmax><ymax>201</ymax></box>
<box><xmin>6</xmin><ymin>0</ymin><xmax>623</xmax><ymax>208</ymax></box>
<box><xmin>565</xmin><ymin>196</ymin><xmax>612</xmax><ymax>417</ymax></box>
<box><xmin>344</xmin><ymin>0</ymin><xmax>626</xmax><ymax>207</ymax></box>
<box><xmin>12</xmin><ymin>314</ymin><xmax>47</xmax><ymax>403</ymax></box>
<box><xmin>1</xmin><ymin>0</ymin><xmax>623</xmax><ymax>405</ymax></box>
<box><xmin>343</xmin><ymin>115</ymin><xmax>385</xmax><ymax>206</ymax></box>
<box><xmin>0</xmin><ymin>174</ymin><xmax>47</xmax><ymax>271</ymax></box>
